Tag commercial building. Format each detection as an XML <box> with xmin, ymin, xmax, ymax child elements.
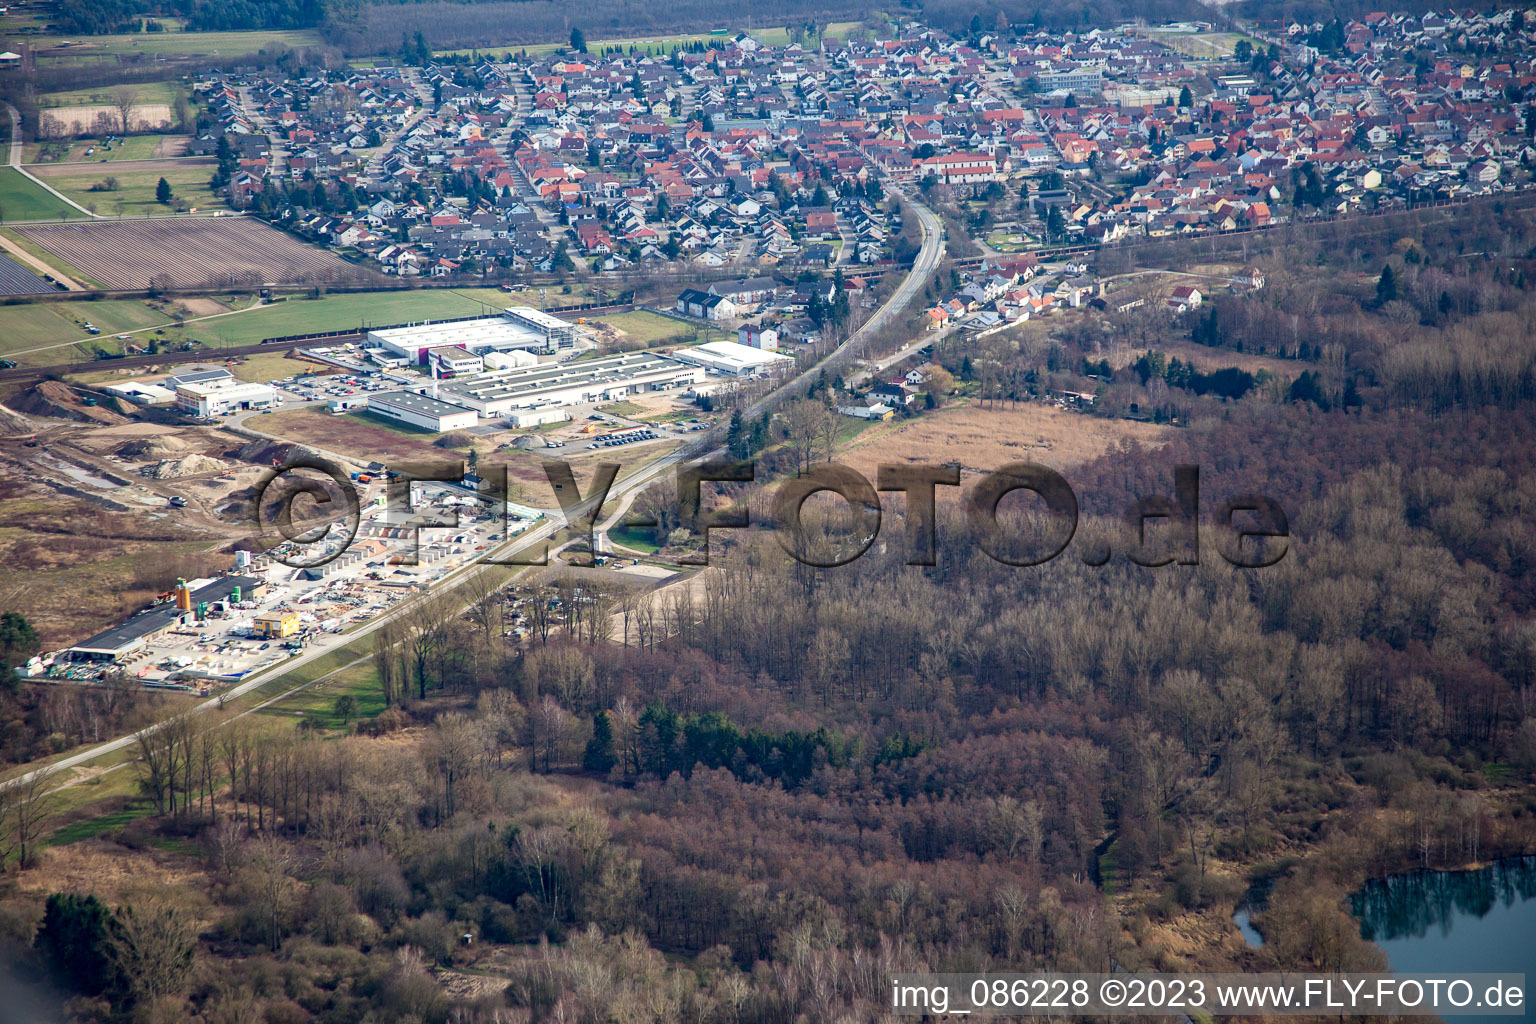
<box><xmin>103</xmin><ymin>381</ymin><xmax>176</xmax><ymax>405</ymax></box>
<box><xmin>429</xmin><ymin>346</ymin><xmax>484</xmax><ymax>377</ymax></box>
<box><xmin>176</xmin><ymin>379</ymin><xmax>277</xmax><ymax>418</ymax></box>
<box><xmin>503</xmin><ymin>306</ymin><xmax>579</xmax><ymax>349</ymax></box>
<box><xmin>439</xmin><ymin>351</ymin><xmax>704</xmax><ymax>415</ymax></box>
<box><xmin>252</xmin><ymin>612</ymin><xmax>299</xmax><ymax>638</ymax></box>
<box><xmin>67</xmin><ymin>575</ymin><xmax>265</xmax><ymax>663</ymax></box>
<box><xmin>919</xmin><ymin>151</ymin><xmax>1002</xmax><ymax>185</ymax></box>
<box><xmin>1036</xmin><ymin>68</ymin><xmax>1104</xmax><ymax>93</ymax></box>
<box><xmin>669</xmin><ymin>340</ymin><xmax>795</xmax><ymax>377</ymax></box>
<box><xmin>367</xmin><ymin>306</ymin><xmax>579</xmax><ymax>364</ymax></box>
<box><xmin>365</xmin><ymin>390</ymin><xmax>481</xmax><ymax>431</ymax></box>
<box><xmin>507</xmin><ymin>407</ymin><xmax>570</xmax><ymax>428</ymax></box>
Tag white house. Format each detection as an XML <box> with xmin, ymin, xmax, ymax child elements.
<box><xmin>1167</xmin><ymin>285</ymin><xmax>1203</xmax><ymax>311</ymax></box>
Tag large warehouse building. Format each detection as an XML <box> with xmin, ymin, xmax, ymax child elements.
<box><xmin>669</xmin><ymin>340</ymin><xmax>795</xmax><ymax>377</ymax></box>
<box><xmin>367</xmin><ymin>306</ymin><xmax>580</xmax><ymax>364</ymax></box>
<box><xmin>176</xmin><ymin>378</ymin><xmax>278</xmax><ymax>418</ymax></box>
<box><xmin>365</xmin><ymin>390</ymin><xmax>481</xmax><ymax>431</ymax></box>
<box><xmin>439</xmin><ymin>351</ymin><xmax>704</xmax><ymax>416</ymax></box>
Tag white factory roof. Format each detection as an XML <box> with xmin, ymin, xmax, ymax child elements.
<box><xmin>175</xmin><ymin>378</ymin><xmax>275</xmax><ymax>398</ymax></box>
<box><xmin>671</xmin><ymin>340</ymin><xmax>794</xmax><ymax>374</ymax></box>
<box><xmin>104</xmin><ymin>381</ymin><xmax>177</xmax><ymax>404</ymax></box>
<box><xmin>441</xmin><ymin>351</ymin><xmax>697</xmax><ymax>407</ymax></box>
<box><xmin>368</xmin><ymin>389</ymin><xmax>477</xmax><ymax>419</ymax></box>
<box><xmin>504</xmin><ymin>306</ymin><xmax>573</xmax><ymax>331</ymax></box>
<box><xmin>370</xmin><ymin>316</ymin><xmax>546</xmax><ymax>352</ymax></box>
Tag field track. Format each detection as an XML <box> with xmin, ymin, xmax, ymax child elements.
<box><xmin>17</xmin><ymin>217</ymin><xmax>365</xmax><ymax>291</ymax></box>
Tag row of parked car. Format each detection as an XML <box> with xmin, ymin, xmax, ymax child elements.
<box><xmin>593</xmin><ymin>430</ymin><xmax>659</xmax><ymax>448</ymax></box>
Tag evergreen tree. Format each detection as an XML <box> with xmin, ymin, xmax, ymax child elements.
<box><xmin>584</xmin><ymin>711</ymin><xmax>616</xmax><ymax>773</ymax></box>
<box><xmin>0</xmin><ymin>611</ymin><xmax>38</xmax><ymax>673</ymax></box>
<box><xmin>1376</xmin><ymin>264</ymin><xmax>1398</xmax><ymax>305</ymax></box>
<box><xmin>1179</xmin><ymin>85</ymin><xmax>1193</xmax><ymax>108</ymax></box>
<box><xmin>155</xmin><ymin>177</ymin><xmax>172</xmax><ymax>204</ymax></box>
<box><xmin>727</xmin><ymin>408</ymin><xmax>748</xmax><ymax>458</ymax></box>
<box><xmin>570</xmin><ymin>27</ymin><xmax>586</xmax><ymax>52</ymax></box>
<box><xmin>36</xmin><ymin>893</ymin><xmax>115</xmax><ymax>996</ymax></box>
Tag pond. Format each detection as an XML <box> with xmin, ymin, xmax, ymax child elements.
<box><xmin>1349</xmin><ymin>855</ymin><xmax>1536</xmax><ymax>980</ymax></box>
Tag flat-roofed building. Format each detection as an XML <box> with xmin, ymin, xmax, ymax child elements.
<box><xmin>504</xmin><ymin>306</ymin><xmax>579</xmax><ymax>349</ymax></box>
<box><xmin>176</xmin><ymin>379</ymin><xmax>277</xmax><ymax>418</ymax></box>
<box><xmin>365</xmin><ymin>390</ymin><xmax>481</xmax><ymax>431</ymax></box>
<box><xmin>66</xmin><ymin>575</ymin><xmax>264</xmax><ymax>663</ymax></box>
<box><xmin>429</xmin><ymin>346</ymin><xmax>484</xmax><ymax>377</ymax></box>
<box><xmin>368</xmin><ymin>317</ymin><xmax>549</xmax><ymax>364</ymax></box>
<box><xmin>669</xmin><ymin>340</ymin><xmax>795</xmax><ymax>376</ymax></box>
<box><xmin>252</xmin><ymin>612</ymin><xmax>299</xmax><ymax>638</ymax></box>
<box><xmin>440</xmin><ymin>351</ymin><xmax>705</xmax><ymax>415</ymax></box>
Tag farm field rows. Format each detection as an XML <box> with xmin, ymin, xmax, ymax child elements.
<box><xmin>0</xmin><ymin>252</ymin><xmax>53</xmax><ymax>296</ymax></box>
<box><xmin>16</xmin><ymin>218</ymin><xmax>361</xmax><ymax>291</ymax></box>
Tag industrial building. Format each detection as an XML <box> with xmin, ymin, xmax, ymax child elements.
<box><xmin>429</xmin><ymin>346</ymin><xmax>484</xmax><ymax>377</ymax></box>
<box><xmin>67</xmin><ymin>575</ymin><xmax>265</xmax><ymax>663</ymax></box>
<box><xmin>365</xmin><ymin>390</ymin><xmax>481</xmax><ymax>431</ymax></box>
<box><xmin>669</xmin><ymin>340</ymin><xmax>795</xmax><ymax>377</ymax></box>
<box><xmin>438</xmin><ymin>351</ymin><xmax>704</xmax><ymax>415</ymax></box>
<box><xmin>252</xmin><ymin>612</ymin><xmax>299</xmax><ymax>638</ymax></box>
<box><xmin>367</xmin><ymin>306</ymin><xmax>579</xmax><ymax>364</ymax></box>
<box><xmin>103</xmin><ymin>381</ymin><xmax>176</xmax><ymax>405</ymax></box>
<box><xmin>176</xmin><ymin>378</ymin><xmax>278</xmax><ymax>418</ymax></box>
<box><xmin>507</xmin><ymin>408</ymin><xmax>570</xmax><ymax>428</ymax></box>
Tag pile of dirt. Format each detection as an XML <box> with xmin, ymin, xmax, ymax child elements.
<box><xmin>508</xmin><ymin>434</ymin><xmax>545</xmax><ymax>450</ymax></box>
<box><xmin>0</xmin><ymin>404</ymin><xmax>34</xmax><ymax>436</ymax></box>
<box><xmin>13</xmin><ymin>382</ymin><xmax>131</xmax><ymax>426</ymax></box>
<box><xmin>115</xmin><ymin>435</ymin><xmax>188</xmax><ymax>460</ymax></box>
<box><xmin>144</xmin><ymin>453</ymin><xmax>228</xmax><ymax>479</ymax></box>
<box><xmin>230</xmin><ymin>438</ymin><xmax>300</xmax><ymax>466</ymax></box>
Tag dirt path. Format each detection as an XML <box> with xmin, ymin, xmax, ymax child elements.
<box><xmin>0</xmin><ymin>231</ymin><xmax>84</xmax><ymax>290</ymax></box>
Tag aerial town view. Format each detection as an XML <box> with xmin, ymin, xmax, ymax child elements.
<box><xmin>0</xmin><ymin>0</ymin><xmax>1533</xmax><ymax>1018</ymax></box>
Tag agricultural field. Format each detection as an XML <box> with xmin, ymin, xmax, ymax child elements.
<box><xmin>0</xmin><ymin>298</ymin><xmax>175</xmax><ymax>358</ymax></box>
<box><xmin>1141</xmin><ymin>28</ymin><xmax>1260</xmax><ymax>60</ymax></box>
<box><xmin>0</xmin><ymin>253</ymin><xmax>53</xmax><ymax>297</ymax></box>
<box><xmin>592</xmin><ymin>310</ymin><xmax>702</xmax><ymax>345</ymax></box>
<box><xmin>38</xmin><ymin>82</ymin><xmax>181</xmax><ymax>108</ymax></box>
<box><xmin>16</xmin><ymin>217</ymin><xmax>363</xmax><ymax>291</ymax></box>
<box><xmin>29</xmin><ymin>27</ymin><xmax>323</xmax><ymax>64</ymax></box>
<box><xmin>26</xmin><ymin>135</ymin><xmax>188</xmax><ymax>164</ymax></box>
<box><xmin>0</xmin><ymin>168</ymin><xmax>91</xmax><ymax>222</ymax></box>
<box><xmin>31</xmin><ymin>162</ymin><xmax>224</xmax><ymax>217</ymax></box>
<box><xmin>37</xmin><ymin>103</ymin><xmax>174</xmax><ymax>136</ymax></box>
<box><xmin>834</xmin><ymin>401</ymin><xmax>1174</xmax><ymax>486</ymax></box>
<box><xmin>181</xmin><ymin>288</ymin><xmax>495</xmax><ymax>346</ymax></box>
